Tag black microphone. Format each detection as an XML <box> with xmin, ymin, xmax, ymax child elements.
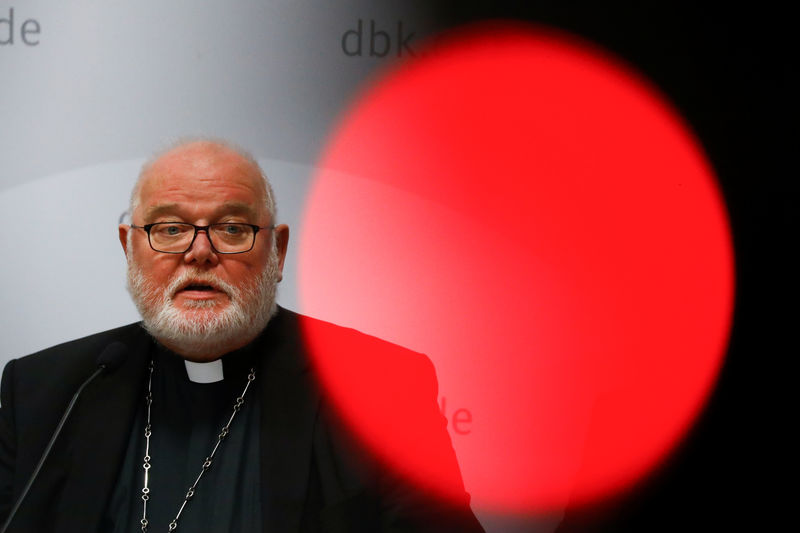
<box><xmin>96</xmin><ymin>342</ymin><xmax>128</xmax><ymax>374</ymax></box>
<box><xmin>0</xmin><ymin>342</ymin><xmax>129</xmax><ymax>533</ymax></box>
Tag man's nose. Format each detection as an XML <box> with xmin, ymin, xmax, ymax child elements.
<box><xmin>183</xmin><ymin>229</ymin><xmax>220</xmax><ymax>266</ymax></box>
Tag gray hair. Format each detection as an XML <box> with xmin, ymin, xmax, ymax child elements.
<box><xmin>129</xmin><ymin>136</ymin><xmax>277</xmax><ymax>223</ymax></box>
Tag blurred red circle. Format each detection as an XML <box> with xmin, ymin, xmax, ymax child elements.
<box><xmin>299</xmin><ymin>24</ymin><xmax>734</xmax><ymax>512</ymax></box>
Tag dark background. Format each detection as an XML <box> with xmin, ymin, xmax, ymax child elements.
<box><xmin>431</xmin><ymin>3</ymin><xmax>793</xmax><ymax>531</ymax></box>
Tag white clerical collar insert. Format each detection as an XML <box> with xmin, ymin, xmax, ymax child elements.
<box><xmin>184</xmin><ymin>359</ymin><xmax>224</xmax><ymax>383</ymax></box>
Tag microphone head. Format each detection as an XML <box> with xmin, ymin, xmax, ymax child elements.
<box><xmin>96</xmin><ymin>342</ymin><xmax>129</xmax><ymax>373</ymax></box>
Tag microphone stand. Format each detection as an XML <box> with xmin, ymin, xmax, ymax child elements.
<box><xmin>1</xmin><ymin>364</ymin><xmax>110</xmax><ymax>533</ymax></box>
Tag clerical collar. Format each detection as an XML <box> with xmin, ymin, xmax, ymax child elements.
<box><xmin>184</xmin><ymin>359</ymin><xmax>224</xmax><ymax>383</ymax></box>
<box><xmin>152</xmin><ymin>323</ymin><xmax>268</xmax><ymax>383</ymax></box>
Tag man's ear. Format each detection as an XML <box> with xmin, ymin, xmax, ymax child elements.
<box><xmin>274</xmin><ymin>224</ymin><xmax>290</xmax><ymax>282</ymax></box>
<box><xmin>119</xmin><ymin>224</ymin><xmax>131</xmax><ymax>257</ymax></box>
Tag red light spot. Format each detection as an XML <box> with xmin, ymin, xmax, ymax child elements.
<box><xmin>299</xmin><ymin>24</ymin><xmax>734</xmax><ymax>513</ymax></box>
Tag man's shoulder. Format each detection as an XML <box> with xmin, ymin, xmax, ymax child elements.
<box><xmin>287</xmin><ymin>308</ymin><xmax>440</xmax><ymax>423</ymax></box>
<box><xmin>10</xmin><ymin>322</ymin><xmax>147</xmax><ymax>375</ymax></box>
<box><xmin>285</xmin><ymin>308</ymin><xmax>434</xmax><ymax>372</ymax></box>
<box><xmin>1</xmin><ymin>323</ymin><xmax>149</xmax><ymax>416</ymax></box>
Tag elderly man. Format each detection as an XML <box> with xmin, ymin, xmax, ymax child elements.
<box><xmin>0</xmin><ymin>140</ymin><xmax>483</xmax><ymax>532</ymax></box>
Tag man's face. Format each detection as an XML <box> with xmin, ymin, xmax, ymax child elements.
<box><xmin>119</xmin><ymin>142</ymin><xmax>289</xmax><ymax>360</ymax></box>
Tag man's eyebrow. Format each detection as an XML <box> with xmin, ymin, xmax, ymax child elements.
<box><xmin>143</xmin><ymin>203</ymin><xmax>181</xmax><ymax>220</ymax></box>
<box><xmin>214</xmin><ymin>202</ymin><xmax>258</xmax><ymax>218</ymax></box>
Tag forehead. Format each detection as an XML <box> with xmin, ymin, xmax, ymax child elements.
<box><xmin>136</xmin><ymin>144</ymin><xmax>267</xmax><ymax>219</ymax></box>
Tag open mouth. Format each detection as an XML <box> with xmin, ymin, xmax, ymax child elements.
<box><xmin>173</xmin><ymin>279</ymin><xmax>227</xmax><ymax>299</ymax></box>
<box><xmin>183</xmin><ymin>284</ymin><xmax>215</xmax><ymax>292</ymax></box>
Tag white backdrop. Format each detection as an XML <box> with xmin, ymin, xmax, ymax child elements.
<box><xmin>1</xmin><ymin>0</ymin><xmax>438</xmax><ymax>362</ymax></box>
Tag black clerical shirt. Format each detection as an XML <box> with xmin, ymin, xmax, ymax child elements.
<box><xmin>102</xmin><ymin>344</ymin><xmax>262</xmax><ymax>532</ymax></box>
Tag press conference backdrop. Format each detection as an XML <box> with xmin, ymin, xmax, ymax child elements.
<box><xmin>0</xmin><ymin>0</ymin><xmax>441</xmax><ymax>357</ymax></box>
<box><xmin>0</xmin><ymin>1</ymin><xmax>562</xmax><ymax>531</ymax></box>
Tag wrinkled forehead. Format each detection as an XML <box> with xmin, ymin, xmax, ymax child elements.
<box><xmin>134</xmin><ymin>144</ymin><xmax>269</xmax><ymax>219</ymax></box>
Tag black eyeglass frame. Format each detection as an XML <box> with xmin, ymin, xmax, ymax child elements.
<box><xmin>130</xmin><ymin>222</ymin><xmax>275</xmax><ymax>254</ymax></box>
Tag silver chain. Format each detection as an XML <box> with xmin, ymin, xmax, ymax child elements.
<box><xmin>140</xmin><ymin>358</ymin><xmax>256</xmax><ymax>532</ymax></box>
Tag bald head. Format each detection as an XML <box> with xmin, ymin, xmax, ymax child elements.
<box><xmin>130</xmin><ymin>139</ymin><xmax>276</xmax><ymax>224</ymax></box>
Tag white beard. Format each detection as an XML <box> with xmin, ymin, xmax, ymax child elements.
<box><xmin>126</xmin><ymin>245</ymin><xmax>280</xmax><ymax>359</ymax></box>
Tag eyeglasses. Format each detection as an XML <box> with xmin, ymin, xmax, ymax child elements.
<box><xmin>131</xmin><ymin>222</ymin><xmax>274</xmax><ymax>254</ymax></box>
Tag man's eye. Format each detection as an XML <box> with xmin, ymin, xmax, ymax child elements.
<box><xmin>154</xmin><ymin>224</ymin><xmax>186</xmax><ymax>236</ymax></box>
<box><xmin>223</xmin><ymin>224</ymin><xmax>243</xmax><ymax>235</ymax></box>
